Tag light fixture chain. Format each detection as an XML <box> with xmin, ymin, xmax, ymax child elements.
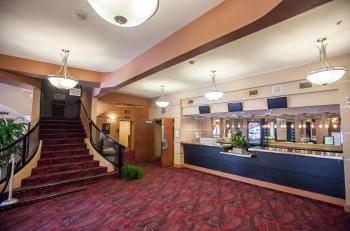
<box><xmin>318</xmin><ymin>40</ymin><xmax>330</xmax><ymax>68</ymax></box>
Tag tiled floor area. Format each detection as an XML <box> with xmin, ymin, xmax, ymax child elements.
<box><xmin>1</xmin><ymin>163</ymin><xmax>349</xmax><ymax>231</ymax></box>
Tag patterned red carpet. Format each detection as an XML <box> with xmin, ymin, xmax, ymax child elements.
<box><xmin>1</xmin><ymin>163</ymin><xmax>349</xmax><ymax>231</ymax></box>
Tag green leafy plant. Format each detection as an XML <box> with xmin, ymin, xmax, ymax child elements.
<box><xmin>121</xmin><ymin>164</ymin><xmax>144</xmax><ymax>182</ymax></box>
<box><xmin>231</xmin><ymin>133</ymin><xmax>248</xmax><ymax>149</ymax></box>
<box><xmin>0</xmin><ymin>118</ymin><xmax>26</xmax><ymax>167</ymax></box>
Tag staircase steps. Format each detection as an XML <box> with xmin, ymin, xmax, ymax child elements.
<box><xmin>22</xmin><ymin>167</ymin><xmax>108</xmax><ymax>186</ymax></box>
<box><xmin>40</xmin><ymin>129</ymin><xmax>85</xmax><ymax>135</ymax></box>
<box><xmin>41</xmin><ymin>143</ymin><xmax>87</xmax><ymax>152</ymax></box>
<box><xmin>13</xmin><ymin>172</ymin><xmax>117</xmax><ymax>200</ymax></box>
<box><xmin>38</xmin><ymin>155</ymin><xmax>93</xmax><ymax>166</ymax></box>
<box><xmin>0</xmin><ymin>117</ymin><xmax>117</xmax><ymax>211</ymax></box>
<box><xmin>40</xmin><ymin>133</ymin><xmax>86</xmax><ymax>139</ymax></box>
<box><xmin>42</xmin><ymin>138</ymin><xmax>85</xmax><ymax>145</ymax></box>
<box><xmin>40</xmin><ymin>124</ymin><xmax>83</xmax><ymax>130</ymax></box>
<box><xmin>0</xmin><ymin>187</ymin><xmax>86</xmax><ymax>211</ymax></box>
<box><xmin>32</xmin><ymin>160</ymin><xmax>100</xmax><ymax>175</ymax></box>
<box><xmin>41</xmin><ymin>149</ymin><xmax>89</xmax><ymax>158</ymax></box>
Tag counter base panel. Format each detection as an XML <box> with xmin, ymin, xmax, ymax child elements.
<box><xmin>184</xmin><ymin>163</ymin><xmax>345</xmax><ymax>206</ymax></box>
<box><xmin>184</xmin><ymin>144</ymin><xmax>345</xmax><ymax>199</ymax></box>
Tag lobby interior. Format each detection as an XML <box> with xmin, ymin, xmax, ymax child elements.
<box><xmin>1</xmin><ymin>0</ymin><xmax>350</xmax><ymax>230</ymax></box>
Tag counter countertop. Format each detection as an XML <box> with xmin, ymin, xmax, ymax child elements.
<box><xmin>249</xmin><ymin>146</ymin><xmax>343</xmax><ymax>160</ymax></box>
<box><xmin>269</xmin><ymin>142</ymin><xmax>343</xmax><ymax>152</ymax></box>
<box><xmin>181</xmin><ymin>141</ymin><xmax>232</xmax><ymax>148</ymax></box>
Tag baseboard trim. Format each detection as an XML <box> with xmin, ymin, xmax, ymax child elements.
<box><xmin>174</xmin><ymin>164</ymin><xmax>184</xmax><ymax>168</ymax></box>
<box><xmin>183</xmin><ymin>164</ymin><xmax>345</xmax><ymax>207</ymax></box>
<box><xmin>345</xmin><ymin>204</ymin><xmax>350</xmax><ymax>213</ymax></box>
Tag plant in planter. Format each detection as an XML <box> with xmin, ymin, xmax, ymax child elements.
<box><xmin>0</xmin><ymin>118</ymin><xmax>26</xmax><ymax>167</ymax></box>
<box><xmin>231</xmin><ymin>133</ymin><xmax>248</xmax><ymax>154</ymax></box>
<box><xmin>121</xmin><ymin>164</ymin><xmax>144</xmax><ymax>182</ymax></box>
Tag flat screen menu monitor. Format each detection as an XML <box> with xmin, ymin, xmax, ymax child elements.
<box><xmin>248</xmin><ymin>122</ymin><xmax>261</xmax><ymax>145</ymax></box>
<box><xmin>267</xmin><ymin>97</ymin><xmax>287</xmax><ymax>109</ymax></box>
<box><xmin>324</xmin><ymin>136</ymin><xmax>334</xmax><ymax>145</ymax></box>
<box><xmin>199</xmin><ymin>105</ymin><xmax>210</xmax><ymax>114</ymax></box>
<box><xmin>228</xmin><ymin>102</ymin><xmax>243</xmax><ymax>112</ymax></box>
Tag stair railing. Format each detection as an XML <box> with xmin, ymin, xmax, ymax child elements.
<box><xmin>0</xmin><ymin>122</ymin><xmax>40</xmax><ymax>203</ymax></box>
<box><xmin>79</xmin><ymin>100</ymin><xmax>124</xmax><ymax>174</ymax></box>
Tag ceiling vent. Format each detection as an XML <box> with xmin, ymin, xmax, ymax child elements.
<box><xmin>249</xmin><ymin>90</ymin><xmax>258</xmax><ymax>96</ymax></box>
<box><xmin>187</xmin><ymin>99</ymin><xmax>194</xmax><ymax>104</ymax></box>
<box><xmin>299</xmin><ymin>82</ymin><xmax>313</xmax><ymax>89</ymax></box>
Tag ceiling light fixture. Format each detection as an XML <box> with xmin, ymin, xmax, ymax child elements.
<box><xmin>205</xmin><ymin>70</ymin><xmax>223</xmax><ymax>101</ymax></box>
<box><xmin>306</xmin><ymin>38</ymin><xmax>346</xmax><ymax>85</ymax></box>
<box><xmin>47</xmin><ymin>49</ymin><xmax>78</xmax><ymax>90</ymax></box>
<box><xmin>155</xmin><ymin>85</ymin><xmax>169</xmax><ymax>108</ymax></box>
<box><xmin>87</xmin><ymin>0</ymin><xmax>159</xmax><ymax>27</ymax></box>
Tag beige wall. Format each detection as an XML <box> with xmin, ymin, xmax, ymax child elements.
<box><xmin>31</xmin><ymin>88</ymin><xmax>41</xmax><ymax>126</ymax></box>
<box><xmin>0</xmin><ymin>82</ymin><xmax>33</xmax><ymax>119</ymax></box>
<box><xmin>149</xmin><ymin>53</ymin><xmax>350</xmax><ymax>210</ymax></box>
<box><xmin>95</xmin><ymin>100</ymin><xmax>153</xmax><ymax>162</ymax></box>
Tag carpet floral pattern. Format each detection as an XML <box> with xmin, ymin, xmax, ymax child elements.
<box><xmin>1</xmin><ymin>163</ymin><xmax>349</xmax><ymax>231</ymax></box>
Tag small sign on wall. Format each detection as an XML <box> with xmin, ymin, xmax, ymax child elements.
<box><xmin>69</xmin><ymin>88</ymin><xmax>81</xmax><ymax>97</ymax></box>
<box><xmin>124</xmin><ymin>110</ymin><xmax>131</xmax><ymax>119</ymax></box>
<box><xmin>54</xmin><ymin>94</ymin><xmax>66</xmax><ymax>100</ymax></box>
<box><xmin>175</xmin><ymin>129</ymin><xmax>180</xmax><ymax>138</ymax></box>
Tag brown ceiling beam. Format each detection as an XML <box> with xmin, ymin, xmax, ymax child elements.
<box><xmin>0</xmin><ymin>69</ymin><xmax>41</xmax><ymax>89</ymax></box>
<box><xmin>0</xmin><ymin>54</ymin><xmax>102</xmax><ymax>87</ymax></box>
<box><xmin>98</xmin><ymin>0</ymin><xmax>331</xmax><ymax>96</ymax></box>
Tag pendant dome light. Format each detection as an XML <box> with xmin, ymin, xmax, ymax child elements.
<box><xmin>205</xmin><ymin>70</ymin><xmax>223</xmax><ymax>101</ymax></box>
<box><xmin>47</xmin><ymin>49</ymin><xmax>78</xmax><ymax>90</ymax></box>
<box><xmin>155</xmin><ymin>85</ymin><xmax>169</xmax><ymax>108</ymax></box>
<box><xmin>87</xmin><ymin>0</ymin><xmax>159</xmax><ymax>27</ymax></box>
<box><xmin>306</xmin><ymin>38</ymin><xmax>346</xmax><ymax>85</ymax></box>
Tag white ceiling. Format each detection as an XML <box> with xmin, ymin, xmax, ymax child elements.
<box><xmin>0</xmin><ymin>0</ymin><xmax>223</xmax><ymax>72</ymax></box>
<box><xmin>117</xmin><ymin>0</ymin><xmax>350</xmax><ymax>98</ymax></box>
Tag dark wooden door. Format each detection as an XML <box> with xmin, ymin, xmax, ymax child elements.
<box><xmin>161</xmin><ymin>118</ymin><xmax>174</xmax><ymax>167</ymax></box>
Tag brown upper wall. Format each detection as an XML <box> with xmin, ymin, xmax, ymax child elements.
<box><xmin>0</xmin><ymin>0</ymin><xmax>330</xmax><ymax>95</ymax></box>
<box><xmin>0</xmin><ymin>70</ymin><xmax>41</xmax><ymax>89</ymax></box>
<box><xmin>0</xmin><ymin>54</ymin><xmax>102</xmax><ymax>87</ymax></box>
<box><xmin>98</xmin><ymin>93</ymin><xmax>151</xmax><ymax>107</ymax></box>
<box><xmin>99</xmin><ymin>0</ymin><xmax>283</xmax><ymax>91</ymax></box>
<box><xmin>98</xmin><ymin>0</ymin><xmax>330</xmax><ymax>95</ymax></box>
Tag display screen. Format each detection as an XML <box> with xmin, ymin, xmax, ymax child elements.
<box><xmin>248</xmin><ymin>122</ymin><xmax>261</xmax><ymax>145</ymax></box>
<box><xmin>199</xmin><ymin>105</ymin><xmax>210</xmax><ymax>114</ymax></box>
<box><xmin>324</xmin><ymin>136</ymin><xmax>334</xmax><ymax>145</ymax></box>
<box><xmin>228</xmin><ymin>102</ymin><xmax>243</xmax><ymax>112</ymax></box>
<box><xmin>267</xmin><ymin>97</ymin><xmax>287</xmax><ymax>109</ymax></box>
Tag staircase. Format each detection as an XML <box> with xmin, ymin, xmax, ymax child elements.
<box><xmin>1</xmin><ymin>117</ymin><xmax>117</xmax><ymax>210</ymax></box>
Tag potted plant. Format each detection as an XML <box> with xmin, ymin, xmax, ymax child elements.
<box><xmin>121</xmin><ymin>164</ymin><xmax>144</xmax><ymax>182</ymax></box>
<box><xmin>0</xmin><ymin>118</ymin><xmax>26</xmax><ymax>167</ymax></box>
<box><xmin>231</xmin><ymin>132</ymin><xmax>248</xmax><ymax>154</ymax></box>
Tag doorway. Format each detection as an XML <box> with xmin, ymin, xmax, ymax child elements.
<box><xmin>153</xmin><ymin>120</ymin><xmax>162</xmax><ymax>160</ymax></box>
<box><xmin>161</xmin><ymin>118</ymin><xmax>174</xmax><ymax>167</ymax></box>
<box><xmin>119</xmin><ymin>120</ymin><xmax>131</xmax><ymax>148</ymax></box>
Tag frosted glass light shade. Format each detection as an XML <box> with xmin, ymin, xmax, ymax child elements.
<box><xmin>48</xmin><ymin>75</ymin><xmax>78</xmax><ymax>90</ymax></box>
<box><xmin>205</xmin><ymin>91</ymin><xmax>223</xmax><ymax>101</ymax></box>
<box><xmin>155</xmin><ymin>100</ymin><xmax>169</xmax><ymax>108</ymax></box>
<box><xmin>87</xmin><ymin>0</ymin><xmax>159</xmax><ymax>27</ymax></box>
<box><xmin>306</xmin><ymin>67</ymin><xmax>346</xmax><ymax>85</ymax></box>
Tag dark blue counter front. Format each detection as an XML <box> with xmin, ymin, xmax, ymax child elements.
<box><xmin>183</xmin><ymin>143</ymin><xmax>345</xmax><ymax>199</ymax></box>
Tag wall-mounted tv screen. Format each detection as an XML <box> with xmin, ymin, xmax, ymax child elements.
<box><xmin>267</xmin><ymin>97</ymin><xmax>287</xmax><ymax>109</ymax></box>
<box><xmin>199</xmin><ymin>105</ymin><xmax>210</xmax><ymax>114</ymax></box>
<box><xmin>228</xmin><ymin>102</ymin><xmax>242</xmax><ymax>112</ymax></box>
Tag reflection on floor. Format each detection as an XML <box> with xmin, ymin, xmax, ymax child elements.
<box><xmin>1</xmin><ymin>162</ymin><xmax>349</xmax><ymax>231</ymax></box>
